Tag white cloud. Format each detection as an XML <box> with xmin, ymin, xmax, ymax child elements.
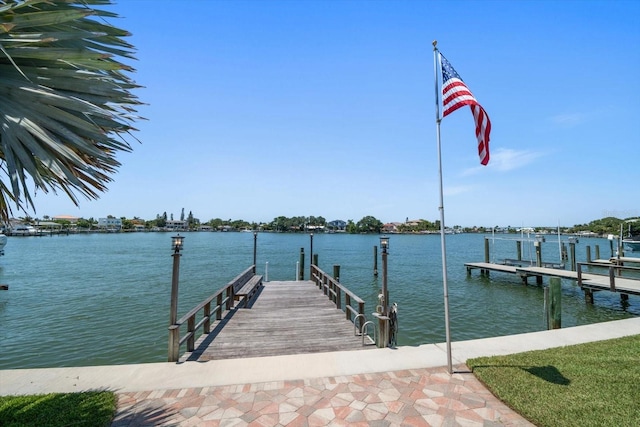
<box><xmin>550</xmin><ymin>113</ymin><xmax>586</xmax><ymax>127</ymax></box>
<box><xmin>444</xmin><ymin>185</ymin><xmax>474</xmax><ymax>196</ymax></box>
<box><xmin>461</xmin><ymin>148</ymin><xmax>544</xmax><ymax>176</ymax></box>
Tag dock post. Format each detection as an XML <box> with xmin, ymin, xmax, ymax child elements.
<box><xmin>333</xmin><ymin>264</ymin><xmax>340</xmax><ymax>282</ymax></box>
<box><xmin>516</xmin><ymin>240</ymin><xmax>522</xmax><ymax>261</ymax></box>
<box><xmin>609</xmin><ymin>239</ymin><xmax>614</xmax><ymax>258</ymax></box>
<box><xmin>561</xmin><ymin>243</ymin><xmax>567</xmax><ymax>261</ymax></box>
<box><xmin>584</xmin><ymin>288</ymin><xmax>594</xmax><ymax>304</ymax></box>
<box><xmin>299</xmin><ymin>248</ymin><xmax>305</xmax><ymax>280</ymax></box>
<box><xmin>535</xmin><ymin>241</ymin><xmax>542</xmax><ymax>267</ymax></box>
<box><xmin>595</xmin><ymin>245</ymin><xmax>600</xmax><ymax>260</ymax></box>
<box><xmin>570</xmin><ymin>242</ymin><xmax>576</xmax><ymax>271</ymax></box>
<box><xmin>313</xmin><ymin>254</ymin><xmax>318</xmax><ymax>268</ymax></box>
<box><xmin>373</xmin><ymin>245</ymin><xmax>378</xmax><ymax>276</ymax></box>
<box><xmin>253</xmin><ymin>232</ymin><xmax>257</xmax><ymax>273</ymax></box>
<box><xmin>549</xmin><ymin>277</ymin><xmax>562</xmax><ymax>329</ymax></box>
<box><xmin>484</xmin><ymin>238</ymin><xmax>490</xmax><ymax>263</ymax></box>
<box><xmin>543</xmin><ymin>286</ymin><xmax>549</xmax><ymax>329</ymax></box>
<box><xmin>168</xmin><ymin>234</ymin><xmax>185</xmax><ymax>363</ymax></box>
<box><xmin>484</xmin><ymin>238</ymin><xmax>490</xmax><ymax>277</ymax></box>
<box><xmin>586</xmin><ymin>246</ymin><xmax>591</xmax><ymax>263</ymax></box>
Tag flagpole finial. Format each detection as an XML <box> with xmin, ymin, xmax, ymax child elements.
<box><xmin>432</xmin><ymin>40</ymin><xmax>437</xmax><ymax>47</ymax></box>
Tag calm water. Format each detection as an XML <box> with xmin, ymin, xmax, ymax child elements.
<box><xmin>0</xmin><ymin>232</ymin><xmax>637</xmax><ymax>369</ymax></box>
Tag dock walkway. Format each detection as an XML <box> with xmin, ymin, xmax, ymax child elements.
<box><xmin>465</xmin><ymin>261</ymin><xmax>640</xmax><ymax>297</ymax></box>
<box><xmin>183</xmin><ymin>280</ymin><xmax>370</xmax><ymax>362</ymax></box>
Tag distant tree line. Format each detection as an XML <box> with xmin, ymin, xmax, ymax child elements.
<box><xmin>13</xmin><ymin>212</ymin><xmax>640</xmax><ymax>236</ymax></box>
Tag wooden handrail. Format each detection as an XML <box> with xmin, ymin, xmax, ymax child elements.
<box><xmin>577</xmin><ymin>262</ymin><xmax>640</xmax><ymax>272</ymax></box>
<box><xmin>168</xmin><ymin>265</ymin><xmax>255</xmax><ymax>362</ymax></box>
<box><xmin>576</xmin><ymin>262</ymin><xmax>640</xmax><ymax>293</ymax></box>
<box><xmin>310</xmin><ymin>265</ymin><xmax>365</xmax><ymax>330</ymax></box>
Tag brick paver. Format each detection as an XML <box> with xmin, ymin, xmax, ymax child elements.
<box><xmin>112</xmin><ymin>365</ymin><xmax>534</xmax><ymax>426</ymax></box>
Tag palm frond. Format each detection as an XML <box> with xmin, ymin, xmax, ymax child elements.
<box><xmin>0</xmin><ymin>0</ymin><xmax>143</xmax><ymax>222</ymax></box>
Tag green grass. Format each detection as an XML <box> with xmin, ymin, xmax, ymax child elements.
<box><xmin>0</xmin><ymin>391</ymin><xmax>116</xmax><ymax>427</ymax></box>
<box><xmin>467</xmin><ymin>335</ymin><xmax>640</xmax><ymax>427</ymax></box>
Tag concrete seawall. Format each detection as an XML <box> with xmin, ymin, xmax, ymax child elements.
<box><xmin>2</xmin><ymin>316</ymin><xmax>639</xmax><ymax>396</ymax></box>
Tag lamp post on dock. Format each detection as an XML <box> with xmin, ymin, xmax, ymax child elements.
<box><xmin>168</xmin><ymin>234</ymin><xmax>184</xmax><ymax>362</ymax></box>
<box><xmin>380</xmin><ymin>236</ymin><xmax>389</xmax><ymax>315</ymax></box>
<box><xmin>373</xmin><ymin>235</ymin><xmax>391</xmax><ymax>348</ymax></box>
<box><xmin>253</xmin><ymin>231</ymin><xmax>258</xmax><ymax>273</ymax></box>
<box><xmin>310</xmin><ymin>232</ymin><xmax>314</xmax><ymax>276</ymax></box>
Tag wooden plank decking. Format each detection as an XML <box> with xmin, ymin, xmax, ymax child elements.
<box><xmin>184</xmin><ymin>280</ymin><xmax>371</xmax><ymax>362</ymax></box>
<box><xmin>466</xmin><ymin>261</ymin><xmax>640</xmax><ymax>296</ymax></box>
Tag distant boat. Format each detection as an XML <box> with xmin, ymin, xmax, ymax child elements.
<box><xmin>10</xmin><ymin>225</ymin><xmax>37</xmax><ymax>236</ymax></box>
<box><xmin>622</xmin><ymin>220</ymin><xmax>640</xmax><ymax>252</ymax></box>
<box><xmin>623</xmin><ymin>236</ymin><xmax>640</xmax><ymax>252</ymax></box>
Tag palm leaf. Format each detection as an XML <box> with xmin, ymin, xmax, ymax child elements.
<box><xmin>0</xmin><ymin>0</ymin><xmax>143</xmax><ymax>221</ymax></box>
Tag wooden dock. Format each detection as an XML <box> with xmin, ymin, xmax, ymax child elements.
<box><xmin>465</xmin><ymin>261</ymin><xmax>640</xmax><ymax>303</ymax></box>
<box><xmin>464</xmin><ymin>262</ymin><xmax>584</xmax><ymax>285</ymax></box>
<box><xmin>183</xmin><ymin>280</ymin><xmax>372</xmax><ymax>362</ymax></box>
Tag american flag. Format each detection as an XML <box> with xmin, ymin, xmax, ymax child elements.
<box><xmin>440</xmin><ymin>53</ymin><xmax>491</xmax><ymax>166</ymax></box>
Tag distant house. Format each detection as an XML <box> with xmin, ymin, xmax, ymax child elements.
<box><xmin>98</xmin><ymin>217</ymin><xmax>122</xmax><ymax>230</ymax></box>
<box><xmin>53</xmin><ymin>215</ymin><xmax>79</xmax><ymax>223</ymax></box>
<box><xmin>166</xmin><ymin>220</ymin><xmax>187</xmax><ymax>231</ymax></box>
<box><xmin>328</xmin><ymin>220</ymin><xmax>346</xmax><ymax>231</ymax></box>
<box><xmin>382</xmin><ymin>223</ymin><xmax>400</xmax><ymax>233</ymax></box>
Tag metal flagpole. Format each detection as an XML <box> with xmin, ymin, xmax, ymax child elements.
<box><xmin>432</xmin><ymin>40</ymin><xmax>453</xmax><ymax>374</ymax></box>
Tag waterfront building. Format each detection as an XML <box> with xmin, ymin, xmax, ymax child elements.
<box><xmin>98</xmin><ymin>217</ymin><xmax>122</xmax><ymax>231</ymax></box>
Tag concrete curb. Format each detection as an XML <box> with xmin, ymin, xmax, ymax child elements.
<box><xmin>1</xmin><ymin>317</ymin><xmax>639</xmax><ymax>396</ymax></box>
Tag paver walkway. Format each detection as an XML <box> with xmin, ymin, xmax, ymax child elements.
<box><xmin>112</xmin><ymin>364</ymin><xmax>533</xmax><ymax>426</ymax></box>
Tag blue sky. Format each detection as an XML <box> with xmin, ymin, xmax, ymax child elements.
<box><xmin>30</xmin><ymin>0</ymin><xmax>640</xmax><ymax>227</ymax></box>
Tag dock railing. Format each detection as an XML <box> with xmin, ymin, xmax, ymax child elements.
<box><xmin>577</xmin><ymin>262</ymin><xmax>640</xmax><ymax>291</ymax></box>
<box><xmin>310</xmin><ymin>264</ymin><xmax>366</xmax><ymax>331</ymax></box>
<box><xmin>168</xmin><ymin>265</ymin><xmax>255</xmax><ymax>362</ymax></box>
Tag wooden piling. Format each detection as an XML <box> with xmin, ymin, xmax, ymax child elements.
<box><xmin>484</xmin><ymin>238</ymin><xmax>490</xmax><ymax>277</ymax></box>
<box><xmin>595</xmin><ymin>244</ymin><xmax>600</xmax><ymax>260</ymax></box>
<box><xmin>586</xmin><ymin>246</ymin><xmax>591</xmax><ymax>263</ymax></box>
<box><xmin>373</xmin><ymin>245</ymin><xmax>378</xmax><ymax>276</ymax></box>
<box><xmin>570</xmin><ymin>242</ymin><xmax>576</xmax><ymax>271</ymax></box>
<box><xmin>535</xmin><ymin>242</ymin><xmax>543</xmax><ymax>284</ymax></box>
<box><xmin>549</xmin><ymin>277</ymin><xmax>561</xmax><ymax>329</ymax></box>
<box><xmin>333</xmin><ymin>265</ymin><xmax>340</xmax><ymax>282</ymax></box>
<box><xmin>516</xmin><ymin>240</ymin><xmax>522</xmax><ymax>261</ymax></box>
<box><xmin>299</xmin><ymin>248</ymin><xmax>305</xmax><ymax>280</ymax></box>
<box><xmin>584</xmin><ymin>288</ymin><xmax>594</xmax><ymax>304</ymax></box>
<box><xmin>484</xmin><ymin>238</ymin><xmax>490</xmax><ymax>263</ymax></box>
<box><xmin>543</xmin><ymin>286</ymin><xmax>549</xmax><ymax>329</ymax></box>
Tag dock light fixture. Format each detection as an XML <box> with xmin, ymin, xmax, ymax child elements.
<box><xmin>168</xmin><ymin>234</ymin><xmax>184</xmax><ymax>362</ymax></box>
<box><xmin>380</xmin><ymin>235</ymin><xmax>389</xmax><ymax>253</ymax></box>
<box><xmin>172</xmin><ymin>234</ymin><xmax>185</xmax><ymax>253</ymax></box>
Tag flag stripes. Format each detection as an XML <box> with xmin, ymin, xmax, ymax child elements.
<box><xmin>439</xmin><ymin>52</ymin><xmax>491</xmax><ymax>165</ymax></box>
